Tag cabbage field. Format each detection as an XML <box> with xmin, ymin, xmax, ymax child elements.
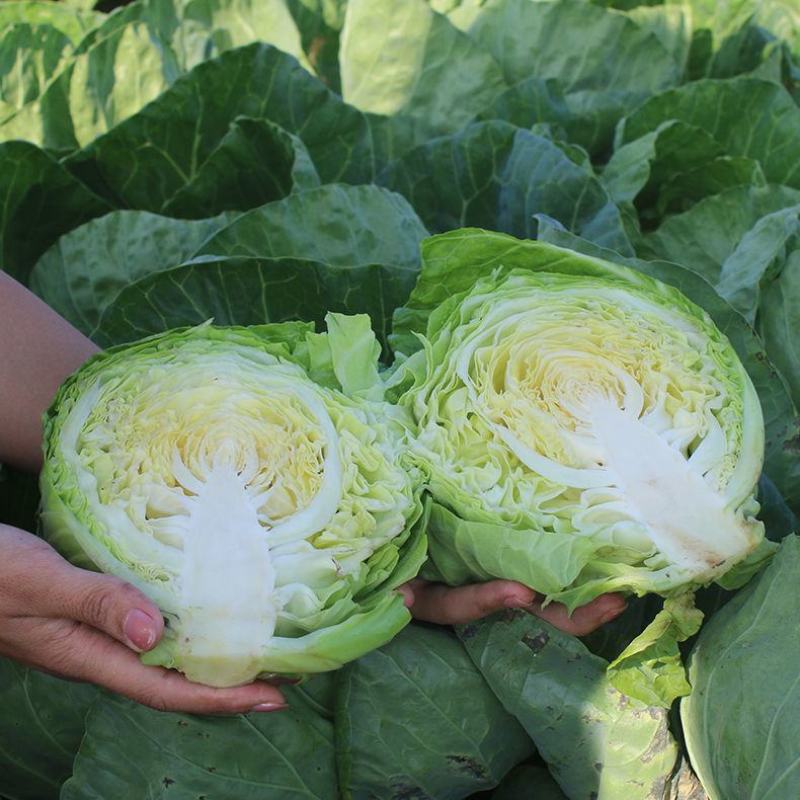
<box><xmin>1</xmin><ymin>0</ymin><xmax>800</xmax><ymax>798</ymax></box>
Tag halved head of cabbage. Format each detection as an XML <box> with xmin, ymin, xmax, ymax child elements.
<box><xmin>41</xmin><ymin>321</ymin><xmax>424</xmax><ymax>687</ymax></box>
<box><xmin>402</xmin><ymin>265</ymin><xmax>765</xmax><ymax>606</ymax></box>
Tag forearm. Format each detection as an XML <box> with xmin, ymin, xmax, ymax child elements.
<box><xmin>0</xmin><ymin>273</ymin><xmax>99</xmax><ymax>472</ymax></box>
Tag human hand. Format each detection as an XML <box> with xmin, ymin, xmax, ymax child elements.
<box><xmin>400</xmin><ymin>578</ymin><xmax>626</xmax><ymax>636</ymax></box>
<box><xmin>0</xmin><ymin>524</ymin><xmax>287</xmax><ymax>714</ymax></box>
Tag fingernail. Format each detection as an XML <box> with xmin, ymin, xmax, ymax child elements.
<box><xmin>503</xmin><ymin>596</ymin><xmax>525</xmax><ymax>608</ymax></box>
<box><xmin>249</xmin><ymin>702</ymin><xmax>288</xmax><ymax>713</ymax></box>
<box><xmin>123</xmin><ymin>609</ymin><xmax>158</xmax><ymax>652</ymax></box>
<box><xmin>600</xmin><ymin>604</ymin><xmax>626</xmax><ymax>624</ymax></box>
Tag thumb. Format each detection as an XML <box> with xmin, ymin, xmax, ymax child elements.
<box><xmin>58</xmin><ymin>567</ymin><xmax>164</xmax><ymax>653</ymax></box>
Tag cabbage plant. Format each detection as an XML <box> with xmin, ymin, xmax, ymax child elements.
<box><xmin>40</xmin><ymin>316</ymin><xmax>425</xmax><ymax>687</ymax></box>
<box><xmin>393</xmin><ymin>229</ymin><xmax>768</xmax><ymax>705</ymax></box>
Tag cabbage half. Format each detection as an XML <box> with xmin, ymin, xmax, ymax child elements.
<box><xmin>394</xmin><ymin>230</ymin><xmax>767</xmax><ymax>705</ymax></box>
<box><xmin>40</xmin><ymin>316</ymin><xmax>425</xmax><ymax>687</ymax></box>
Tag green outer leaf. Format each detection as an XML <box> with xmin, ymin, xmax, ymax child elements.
<box><xmin>0</xmin><ymin>59</ymin><xmax>76</xmax><ymax>151</ymax></box>
<box><xmin>617</xmin><ymin>78</ymin><xmax>800</xmax><ymax>189</ymax></box>
<box><xmin>475</xmin><ymin>76</ymin><xmax>606</xmax><ymax>158</ymax></box>
<box><xmin>197</xmin><ymin>184</ymin><xmax>426</xmax><ymax>268</ymax></box>
<box><xmin>607</xmin><ymin>593</ymin><xmax>703</xmax><ymax>708</ymax></box>
<box><xmin>0</xmin><ymin>2</ymin><xmax>101</xmax><ymax>45</ymax></box>
<box><xmin>626</xmin><ymin>4</ymin><xmax>691</xmax><ymax>78</ymax></box>
<box><xmin>0</xmin><ymin>140</ymin><xmax>110</xmax><ymax>284</ymax></box>
<box><xmin>0</xmin><ymin>23</ymin><xmax>72</xmax><ymax>117</ymax></box>
<box><xmin>29</xmin><ymin>209</ymin><xmax>235</xmax><ymax>335</ymax></box>
<box><xmin>457</xmin><ymin>612</ymin><xmax>679</xmax><ymax>800</ymax></box>
<box><xmin>0</xmin><ymin>660</ymin><xmax>96</xmax><ymax>800</ymax></box>
<box><xmin>340</xmin><ymin>0</ymin><xmax>507</xmax><ymax>139</ymax></box>
<box><xmin>170</xmin><ymin>0</ymin><xmax>309</xmax><ymax>72</ymax></box>
<box><xmin>654</xmin><ymin>156</ymin><xmax>766</xmax><ymax>221</ymax></box>
<box><xmin>336</xmin><ymin>624</ymin><xmax>534</xmax><ymax>800</ymax></box>
<box><xmin>604</xmin><ymin>122</ymin><xmax>721</xmax><ymax>205</ymax></box>
<box><xmin>465</xmin><ymin>0</ymin><xmax>678</xmax><ymax>89</ymax></box>
<box><xmin>293</xmin><ymin>672</ymin><xmax>338</xmax><ymax>721</ymax></box>
<box><xmin>88</xmin><ymin>0</ymin><xmax>309</xmax><ymax>74</ymax></box>
<box><xmin>761</xmin><ymin>250</ymin><xmax>800</xmax><ymax>407</ymax></box>
<box><xmin>63</xmin><ymin>44</ymin><xmax>378</xmax><ymax>211</ymax></box>
<box><xmin>680</xmin><ymin>0</ymin><xmax>800</xmax><ymax>61</ymax></box>
<box><xmin>716</xmin><ymin>204</ymin><xmax>800</xmax><ymax>322</ymax></box>
<box><xmin>94</xmin><ymin>255</ymin><xmax>417</xmax><ymax>351</ymax></box>
<box><xmin>66</xmin><ymin>20</ymin><xmax>179</xmax><ymax>148</ymax></box>
<box><xmin>639</xmin><ymin>185</ymin><xmax>800</xmax><ymax>413</ymax></box>
<box><xmin>643</xmin><ymin>184</ymin><xmax>800</xmax><ymax>285</ymax></box>
<box><xmin>161</xmin><ymin>116</ymin><xmax>320</xmax><ymax>218</ymax></box>
<box><xmin>425</xmin><ymin>501</ymin><xmax>598</xmax><ymax>597</ymax></box>
<box><xmin>464</xmin><ymin>0</ymin><xmax>680</xmax><ymax>153</ymax></box>
<box><xmin>682</xmin><ymin>534</ymin><xmax>800</xmax><ymax>800</ymax></box>
<box><xmin>62</xmin><ymin>688</ymin><xmax>338</xmax><ymax>800</ymax></box>
<box><xmin>380</xmin><ymin>121</ymin><xmax>630</xmax><ymax>255</ymax></box>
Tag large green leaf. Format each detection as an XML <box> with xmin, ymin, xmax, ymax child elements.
<box><xmin>61</xmin><ymin>688</ymin><xmax>338</xmax><ymax>800</ymax></box>
<box><xmin>0</xmin><ymin>2</ymin><xmax>101</xmax><ymax>44</ymax></box>
<box><xmin>29</xmin><ymin>209</ymin><xmax>235</xmax><ymax>334</ymax></box>
<box><xmin>198</xmin><ymin>184</ymin><xmax>426</xmax><ymax>267</ymax></box>
<box><xmin>457</xmin><ymin>612</ymin><xmax>679</xmax><ymax>800</ymax></box>
<box><xmin>336</xmin><ymin>624</ymin><xmax>534</xmax><ymax>800</ymax></box>
<box><xmin>340</xmin><ymin>0</ymin><xmax>507</xmax><ymax>141</ymax></box>
<box><xmin>63</xmin><ymin>44</ymin><xmax>378</xmax><ymax>211</ymax></box>
<box><xmin>0</xmin><ymin>141</ymin><xmax>109</xmax><ymax>284</ymax></box>
<box><xmin>0</xmin><ymin>24</ymin><xmax>73</xmax><ymax>119</ymax></box>
<box><xmin>682</xmin><ymin>534</ymin><xmax>800</xmax><ymax>800</ymax></box>
<box><xmin>642</xmin><ymin>184</ymin><xmax>800</xmax><ymax>283</ymax></box>
<box><xmin>463</xmin><ymin>0</ymin><xmax>681</xmax><ymax>154</ymax></box>
<box><xmin>761</xmin><ymin>249</ymin><xmax>800</xmax><ymax>411</ymax></box>
<box><xmin>95</xmin><ymin>255</ymin><xmax>401</xmax><ymax>349</ymax></box>
<box><xmin>617</xmin><ymin>78</ymin><xmax>800</xmax><ymax>189</ymax></box>
<box><xmin>463</xmin><ymin>0</ymin><xmax>679</xmax><ymax>88</ymax></box>
<box><xmin>160</xmin><ymin>117</ymin><xmax>320</xmax><ymax>218</ymax></box>
<box><xmin>603</xmin><ymin>119</ymin><xmax>766</xmax><ymax>224</ymax></box>
<box><xmin>193</xmin><ymin>184</ymin><xmax>428</xmax><ymax>348</ymax></box>
<box><xmin>169</xmin><ymin>0</ymin><xmax>308</xmax><ymax>72</ymax></box>
<box><xmin>380</xmin><ymin>121</ymin><xmax>631</xmax><ymax>254</ymax></box>
<box><xmin>716</xmin><ymin>204</ymin><xmax>800</xmax><ymax>321</ymax></box>
<box><xmin>641</xmin><ymin>186</ymin><xmax>800</xmax><ymax>412</ymax></box>
<box><xmin>68</xmin><ymin>20</ymin><xmax>181</xmax><ymax>148</ymax></box>
<box><xmin>474</xmin><ymin>77</ymin><xmax>586</xmax><ymax>146</ymax></box>
<box><xmin>0</xmin><ymin>661</ymin><xmax>96</xmax><ymax>800</ymax></box>
<box><xmin>0</xmin><ymin>61</ymin><xmax>76</xmax><ymax>152</ymax></box>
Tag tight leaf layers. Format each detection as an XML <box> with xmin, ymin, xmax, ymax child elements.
<box><xmin>40</xmin><ymin>316</ymin><xmax>425</xmax><ymax>687</ymax></box>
